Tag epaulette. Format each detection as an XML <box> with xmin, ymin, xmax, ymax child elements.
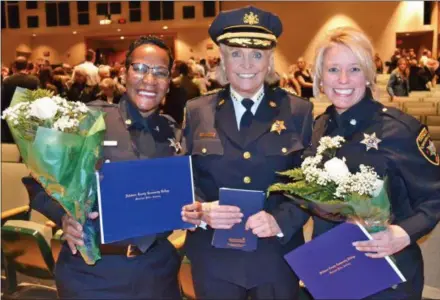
<box><xmin>159</xmin><ymin>113</ymin><xmax>177</xmax><ymax>126</ymax></box>
<box><xmin>202</xmin><ymin>88</ymin><xmax>224</xmax><ymax>96</ymax></box>
<box><xmin>380</xmin><ymin>106</ymin><xmax>422</xmax><ymax>134</ymax></box>
<box><xmin>277</xmin><ymin>86</ymin><xmax>298</xmax><ymax>96</ymax></box>
<box><xmin>87</xmin><ymin>100</ymin><xmax>117</xmax><ymax>108</ymax></box>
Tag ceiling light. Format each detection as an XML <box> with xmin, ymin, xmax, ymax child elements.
<box><xmin>117</xmin><ymin>28</ymin><xmax>121</xmax><ymax>32</ymax></box>
<box><xmin>32</xmin><ymin>33</ymin><xmax>36</xmax><ymax>37</ymax></box>
<box><xmin>162</xmin><ymin>25</ymin><xmax>168</xmax><ymax>30</ymax></box>
<box><xmin>73</xmin><ymin>31</ymin><xmax>77</xmax><ymax>35</ymax></box>
<box><xmin>120</xmin><ymin>36</ymin><xmax>125</xmax><ymax>40</ymax></box>
<box><xmin>160</xmin><ymin>34</ymin><xmax>164</xmax><ymax>38</ymax></box>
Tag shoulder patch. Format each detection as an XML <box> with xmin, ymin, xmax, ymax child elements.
<box><xmin>416</xmin><ymin>127</ymin><xmax>439</xmax><ymax>166</ymax></box>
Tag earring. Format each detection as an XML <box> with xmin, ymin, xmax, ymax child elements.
<box><xmin>366</xmin><ymin>81</ymin><xmax>370</xmax><ymax>86</ymax></box>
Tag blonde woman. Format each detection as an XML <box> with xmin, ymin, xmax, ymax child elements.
<box><xmin>311</xmin><ymin>26</ymin><xmax>440</xmax><ymax>300</ymax></box>
<box><xmin>387</xmin><ymin>57</ymin><xmax>409</xmax><ymax>100</ymax></box>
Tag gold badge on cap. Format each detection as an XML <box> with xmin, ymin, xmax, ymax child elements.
<box><xmin>218</xmin><ymin>99</ymin><xmax>225</xmax><ymax>106</ymax></box>
<box><xmin>125</xmin><ymin>119</ymin><xmax>132</xmax><ymax>125</ymax></box>
<box><xmin>269</xmin><ymin>101</ymin><xmax>277</xmax><ymax>108</ymax></box>
<box><xmin>360</xmin><ymin>132</ymin><xmax>381</xmax><ymax>151</ymax></box>
<box><xmin>270</xmin><ymin>120</ymin><xmax>286</xmax><ymax>135</ymax></box>
<box><xmin>243</xmin><ymin>12</ymin><xmax>259</xmax><ymax>25</ymax></box>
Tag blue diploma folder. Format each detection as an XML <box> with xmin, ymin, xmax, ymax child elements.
<box><xmin>211</xmin><ymin>188</ymin><xmax>265</xmax><ymax>252</ymax></box>
<box><xmin>97</xmin><ymin>156</ymin><xmax>195</xmax><ymax>244</ymax></box>
<box><xmin>284</xmin><ymin>222</ymin><xmax>406</xmax><ymax>299</ymax></box>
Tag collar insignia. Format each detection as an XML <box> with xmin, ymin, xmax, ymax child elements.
<box><xmin>360</xmin><ymin>132</ymin><xmax>381</xmax><ymax>151</ymax></box>
<box><xmin>125</xmin><ymin>119</ymin><xmax>132</xmax><ymax>125</ymax></box>
<box><xmin>269</xmin><ymin>101</ymin><xmax>277</xmax><ymax>108</ymax></box>
<box><xmin>168</xmin><ymin>138</ymin><xmax>182</xmax><ymax>153</ymax></box>
<box><xmin>270</xmin><ymin>120</ymin><xmax>286</xmax><ymax>135</ymax></box>
<box><xmin>243</xmin><ymin>11</ymin><xmax>259</xmax><ymax>25</ymax></box>
<box><xmin>154</xmin><ymin>126</ymin><xmax>160</xmax><ymax>132</ymax></box>
<box><xmin>218</xmin><ymin>99</ymin><xmax>225</xmax><ymax>106</ymax></box>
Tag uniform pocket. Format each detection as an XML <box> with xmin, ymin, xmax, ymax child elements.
<box><xmin>192</xmin><ymin>139</ymin><xmax>224</xmax><ymax>156</ymax></box>
<box><xmin>262</xmin><ymin>133</ymin><xmax>304</xmax><ymax>156</ymax></box>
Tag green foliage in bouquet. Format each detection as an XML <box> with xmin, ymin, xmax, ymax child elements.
<box><xmin>268</xmin><ymin>136</ymin><xmax>391</xmax><ymax>232</ymax></box>
<box><xmin>2</xmin><ymin>87</ymin><xmax>106</xmax><ymax>264</ymax></box>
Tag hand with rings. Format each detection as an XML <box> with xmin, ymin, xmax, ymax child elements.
<box><xmin>352</xmin><ymin>225</ymin><xmax>410</xmax><ymax>258</ymax></box>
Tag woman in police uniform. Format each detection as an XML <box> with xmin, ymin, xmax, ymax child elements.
<box><xmin>310</xmin><ymin>27</ymin><xmax>440</xmax><ymax>299</ymax></box>
<box><xmin>181</xmin><ymin>6</ymin><xmax>313</xmax><ymax>300</ymax></box>
<box><xmin>31</xmin><ymin>36</ymin><xmax>184</xmax><ymax>299</ymax></box>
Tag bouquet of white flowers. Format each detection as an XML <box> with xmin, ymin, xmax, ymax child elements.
<box><xmin>2</xmin><ymin>87</ymin><xmax>106</xmax><ymax>264</ymax></box>
<box><xmin>268</xmin><ymin>136</ymin><xmax>390</xmax><ymax>232</ymax></box>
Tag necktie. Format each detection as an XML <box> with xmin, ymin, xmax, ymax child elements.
<box><xmin>240</xmin><ymin>98</ymin><xmax>254</xmax><ymax>131</ymax></box>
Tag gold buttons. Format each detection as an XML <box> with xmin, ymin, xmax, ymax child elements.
<box><xmin>281</xmin><ymin>147</ymin><xmax>287</xmax><ymax>153</ymax></box>
<box><xmin>202</xmin><ymin>148</ymin><xmax>207</xmax><ymax>154</ymax></box>
<box><xmin>243</xmin><ymin>151</ymin><xmax>251</xmax><ymax>159</ymax></box>
<box><xmin>243</xmin><ymin>176</ymin><xmax>251</xmax><ymax>184</ymax></box>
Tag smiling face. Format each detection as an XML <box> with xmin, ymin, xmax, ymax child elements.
<box><xmin>126</xmin><ymin>44</ymin><xmax>170</xmax><ymax>116</ymax></box>
<box><xmin>322</xmin><ymin>44</ymin><xmax>367</xmax><ymax>114</ymax></box>
<box><xmin>221</xmin><ymin>46</ymin><xmax>271</xmax><ymax>98</ymax></box>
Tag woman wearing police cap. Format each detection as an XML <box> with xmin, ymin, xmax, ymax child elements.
<box><xmin>181</xmin><ymin>6</ymin><xmax>313</xmax><ymax>299</ymax></box>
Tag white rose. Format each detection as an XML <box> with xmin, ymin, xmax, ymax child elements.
<box><xmin>372</xmin><ymin>179</ymin><xmax>384</xmax><ymax>197</ymax></box>
<box><xmin>324</xmin><ymin>157</ymin><xmax>350</xmax><ymax>182</ymax></box>
<box><xmin>29</xmin><ymin>97</ymin><xmax>58</xmax><ymax>120</ymax></box>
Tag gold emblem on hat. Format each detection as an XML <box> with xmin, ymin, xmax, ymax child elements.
<box><xmin>243</xmin><ymin>12</ymin><xmax>259</xmax><ymax>25</ymax></box>
<box><xmin>269</xmin><ymin>101</ymin><xmax>277</xmax><ymax>108</ymax></box>
<box><xmin>218</xmin><ymin>99</ymin><xmax>225</xmax><ymax>106</ymax></box>
<box><xmin>270</xmin><ymin>120</ymin><xmax>286</xmax><ymax>135</ymax></box>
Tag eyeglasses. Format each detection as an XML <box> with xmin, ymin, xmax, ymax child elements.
<box><xmin>130</xmin><ymin>63</ymin><xmax>170</xmax><ymax>80</ymax></box>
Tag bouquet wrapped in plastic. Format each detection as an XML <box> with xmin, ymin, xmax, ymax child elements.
<box><xmin>2</xmin><ymin>87</ymin><xmax>106</xmax><ymax>264</ymax></box>
<box><xmin>268</xmin><ymin>136</ymin><xmax>390</xmax><ymax>232</ymax></box>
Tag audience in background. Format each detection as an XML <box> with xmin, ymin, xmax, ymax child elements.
<box><xmin>97</xmin><ymin>78</ymin><xmax>122</xmax><ymax>104</ymax></box>
<box><xmin>295</xmin><ymin>56</ymin><xmax>314</xmax><ymax>100</ymax></box>
<box><xmin>39</xmin><ymin>66</ymin><xmax>58</xmax><ymax>95</ymax></box>
<box><xmin>374</xmin><ymin>53</ymin><xmax>384</xmax><ymax>74</ymax></box>
<box><xmin>387</xmin><ymin>57</ymin><xmax>410</xmax><ymax>100</ymax></box>
<box><xmin>66</xmin><ymin>66</ymin><xmax>99</xmax><ymax>103</ymax></box>
<box><xmin>72</xmin><ymin>49</ymin><xmax>100</xmax><ymax>86</ymax></box>
<box><xmin>172</xmin><ymin>60</ymin><xmax>201</xmax><ymax>100</ymax></box>
<box><xmin>1</xmin><ymin>56</ymin><xmax>40</xmax><ymax>143</ymax></box>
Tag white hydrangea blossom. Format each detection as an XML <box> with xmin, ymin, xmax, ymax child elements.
<box><xmin>300</xmin><ymin>135</ymin><xmax>382</xmax><ymax>199</ymax></box>
<box><xmin>316</xmin><ymin>136</ymin><xmax>345</xmax><ymax>155</ymax></box>
<box><xmin>1</xmin><ymin>95</ymin><xmax>88</xmax><ymax>133</ymax></box>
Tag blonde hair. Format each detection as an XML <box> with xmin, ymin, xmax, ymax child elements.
<box><xmin>313</xmin><ymin>27</ymin><xmax>376</xmax><ymax>98</ymax></box>
<box><xmin>216</xmin><ymin>44</ymin><xmax>279</xmax><ymax>87</ymax></box>
<box><xmin>99</xmin><ymin>78</ymin><xmax>116</xmax><ymax>90</ymax></box>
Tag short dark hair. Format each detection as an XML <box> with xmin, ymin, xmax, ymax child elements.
<box><xmin>178</xmin><ymin>62</ymin><xmax>190</xmax><ymax>76</ymax></box>
<box><xmin>14</xmin><ymin>56</ymin><xmax>28</xmax><ymax>71</ymax></box>
<box><xmin>27</xmin><ymin>62</ymin><xmax>34</xmax><ymax>71</ymax></box>
<box><xmin>125</xmin><ymin>35</ymin><xmax>174</xmax><ymax>73</ymax></box>
<box><xmin>85</xmin><ymin>49</ymin><xmax>95</xmax><ymax>62</ymax></box>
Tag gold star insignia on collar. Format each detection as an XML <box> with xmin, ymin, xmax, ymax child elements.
<box><xmin>218</xmin><ymin>99</ymin><xmax>225</xmax><ymax>106</ymax></box>
<box><xmin>125</xmin><ymin>119</ymin><xmax>132</xmax><ymax>125</ymax></box>
<box><xmin>243</xmin><ymin>11</ymin><xmax>259</xmax><ymax>25</ymax></box>
<box><xmin>269</xmin><ymin>101</ymin><xmax>277</xmax><ymax>108</ymax></box>
<box><xmin>270</xmin><ymin>120</ymin><xmax>286</xmax><ymax>135</ymax></box>
<box><xmin>360</xmin><ymin>132</ymin><xmax>382</xmax><ymax>151</ymax></box>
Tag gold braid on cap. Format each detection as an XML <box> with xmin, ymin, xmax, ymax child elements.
<box><xmin>216</xmin><ymin>31</ymin><xmax>277</xmax><ymax>43</ymax></box>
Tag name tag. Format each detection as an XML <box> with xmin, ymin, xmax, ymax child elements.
<box><xmin>103</xmin><ymin>140</ymin><xmax>118</xmax><ymax>147</ymax></box>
